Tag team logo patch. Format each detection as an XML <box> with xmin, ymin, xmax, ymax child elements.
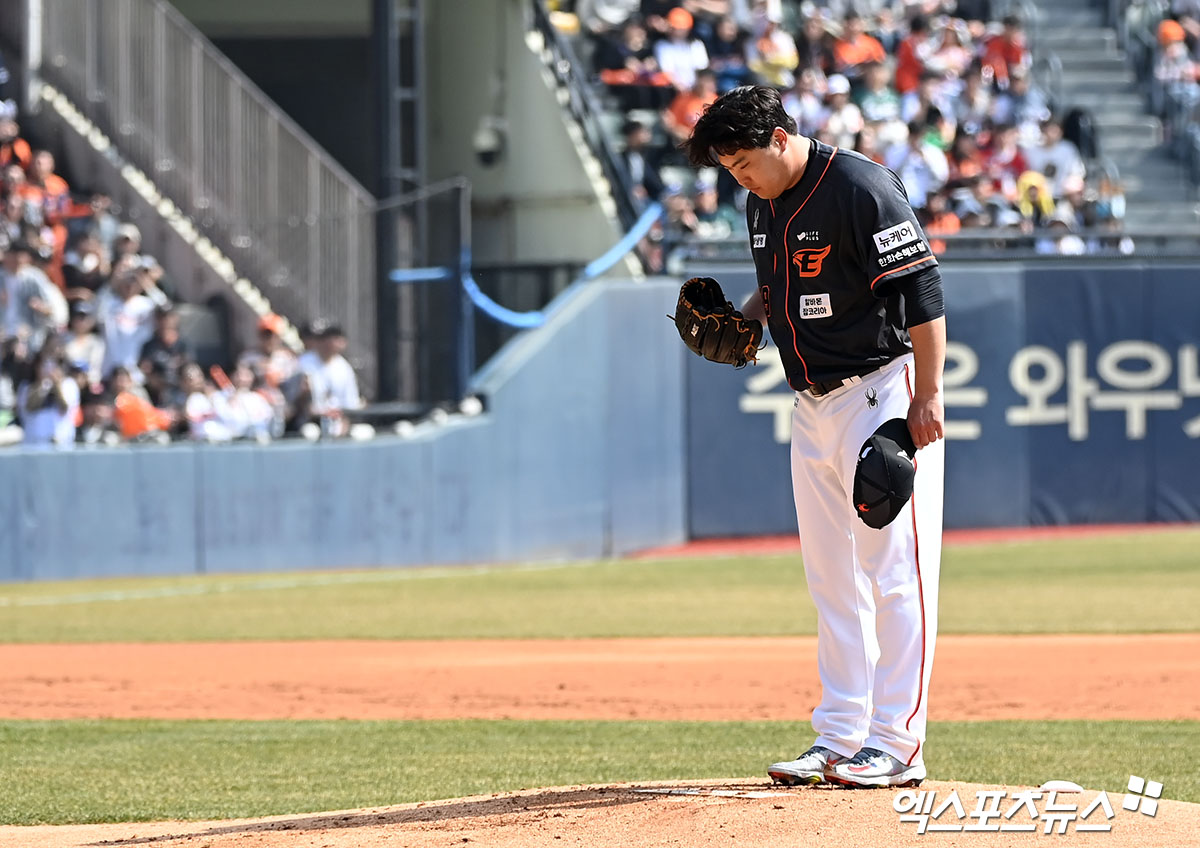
<box><xmin>791</xmin><ymin>244</ymin><xmax>831</xmax><ymax>277</ymax></box>
<box><xmin>865</xmin><ymin>387</ymin><xmax>879</xmax><ymax>408</ymax></box>
<box><xmin>799</xmin><ymin>292</ymin><xmax>832</xmax><ymax>319</ymax></box>
<box><xmin>753</xmin><ymin>233</ymin><xmax>767</xmax><ymax>248</ymax></box>
<box><xmin>872</xmin><ymin>221</ymin><xmax>920</xmax><ymax>252</ymax></box>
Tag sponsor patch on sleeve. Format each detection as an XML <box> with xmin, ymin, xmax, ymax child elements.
<box><xmin>872</xmin><ymin>221</ymin><xmax>920</xmax><ymax>252</ymax></box>
<box><xmin>799</xmin><ymin>292</ymin><xmax>832</xmax><ymax>319</ymax></box>
<box><xmin>753</xmin><ymin>233</ymin><xmax>767</xmax><ymax>248</ymax></box>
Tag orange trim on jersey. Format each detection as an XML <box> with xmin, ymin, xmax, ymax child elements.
<box><xmin>781</xmin><ymin>147</ymin><xmax>838</xmax><ymax>386</ymax></box>
<box><xmin>870</xmin><ymin>255</ymin><xmax>936</xmax><ymax>290</ymax></box>
<box><xmin>901</xmin><ymin>363</ymin><xmax>928</xmax><ymax>768</ymax></box>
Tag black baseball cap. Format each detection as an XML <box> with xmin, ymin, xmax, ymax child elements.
<box><xmin>852</xmin><ymin>418</ymin><xmax>917</xmax><ymax>529</ymax></box>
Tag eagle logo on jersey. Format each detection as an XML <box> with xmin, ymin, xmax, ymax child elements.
<box><xmin>791</xmin><ymin>244</ymin><xmax>832</xmax><ymax>277</ymax></box>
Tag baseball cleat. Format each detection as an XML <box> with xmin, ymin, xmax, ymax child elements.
<box><xmin>767</xmin><ymin>745</ymin><xmax>844</xmax><ymax>786</ymax></box>
<box><xmin>828</xmin><ymin>747</ymin><xmax>926</xmax><ymax>788</ymax></box>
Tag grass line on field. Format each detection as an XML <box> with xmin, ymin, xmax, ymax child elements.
<box><xmin>0</xmin><ymin>561</ymin><xmax>604</xmax><ymax>608</ymax></box>
<box><xmin>2</xmin><ymin>530</ymin><xmax>1199</xmax><ymax>641</ymax></box>
<box><xmin>0</xmin><ymin>719</ymin><xmax>1194</xmax><ymax>825</ymax></box>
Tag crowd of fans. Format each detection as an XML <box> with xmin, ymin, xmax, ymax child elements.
<box><xmin>560</xmin><ymin>0</ymin><xmax>1130</xmax><ymax>266</ymax></box>
<box><xmin>1132</xmin><ymin>1</ymin><xmax>1200</xmax><ymax>146</ymax></box>
<box><xmin>0</xmin><ymin>99</ymin><xmax>366</xmax><ymax>451</ymax></box>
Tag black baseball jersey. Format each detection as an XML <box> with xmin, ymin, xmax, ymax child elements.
<box><xmin>747</xmin><ymin>139</ymin><xmax>938</xmax><ymax>390</ymax></box>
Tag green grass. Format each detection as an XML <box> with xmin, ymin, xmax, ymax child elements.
<box><xmin>0</xmin><ymin>719</ymin><xmax>1195</xmax><ymax>825</ymax></box>
<box><xmin>2</xmin><ymin>530</ymin><xmax>1199</xmax><ymax>642</ymax></box>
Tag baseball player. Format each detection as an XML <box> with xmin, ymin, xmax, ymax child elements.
<box><xmin>680</xmin><ymin>86</ymin><xmax>946</xmax><ymax>788</ymax></box>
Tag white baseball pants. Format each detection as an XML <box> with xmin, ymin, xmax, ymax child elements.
<box><xmin>790</xmin><ymin>353</ymin><xmax>944</xmax><ymax>767</ymax></box>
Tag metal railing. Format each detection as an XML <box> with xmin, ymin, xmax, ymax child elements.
<box><xmin>36</xmin><ymin>0</ymin><xmax>378</xmax><ymax>392</ymax></box>
<box><xmin>529</xmin><ymin>0</ymin><xmax>641</xmax><ymax>232</ymax></box>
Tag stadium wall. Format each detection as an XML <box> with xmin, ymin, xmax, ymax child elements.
<box><xmin>3</xmin><ymin>265</ymin><xmax>1198</xmax><ymax>581</ymax></box>
<box><xmin>0</xmin><ymin>279</ymin><xmax>687</xmax><ymax>582</ymax></box>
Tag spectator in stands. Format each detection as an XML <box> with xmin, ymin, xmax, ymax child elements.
<box><xmin>299</xmin><ymin>323</ymin><xmax>363</xmax><ymax>438</ymax></box>
<box><xmin>679</xmin><ymin>0</ymin><xmax>732</xmax><ymax>46</ymax></box>
<box><xmin>62</xmin><ymin>300</ymin><xmax>105</xmax><ymax>388</ymax></box>
<box><xmin>70</xmin><ymin>193</ymin><xmax>120</xmax><ymax>247</ymax></box>
<box><xmin>1022</xmin><ymin>117</ymin><xmax>1086</xmax><ymax>198</ymax></box>
<box><xmin>220</xmin><ymin>363</ymin><xmax>274</xmax><ymax>442</ymax></box>
<box><xmin>990</xmin><ymin>65</ymin><xmax>1050</xmax><ymax>144</ymax></box>
<box><xmin>137</xmin><ymin>308</ymin><xmax>191</xmax><ymax>407</ymax></box>
<box><xmin>3</xmin><ymin>242</ymin><xmax>67</xmax><ymax>353</ymax></box>
<box><xmin>98</xmin><ymin>269</ymin><xmax>161</xmax><ymax>380</ymax></box>
<box><xmin>982</xmin><ymin>15</ymin><xmax>1030</xmax><ymax>90</ymax></box>
<box><xmin>25</xmin><ymin>150</ymin><xmax>71</xmax><ymax>285</ymax></box>
<box><xmin>922</xmin><ymin>188</ymin><xmax>962</xmax><ymax>254</ymax></box>
<box><xmin>953</xmin><ymin>0</ymin><xmax>993</xmax><ymax>37</ymax></box>
<box><xmin>662</xmin><ymin>68</ymin><xmax>719</xmax><ymax>145</ymax></box>
<box><xmin>0</xmin><ymin>193</ymin><xmax>36</xmax><ymax>255</ymax></box>
<box><xmin>783</xmin><ymin>67</ymin><xmax>826</xmax><ymax>136</ymax></box>
<box><xmin>855</xmin><ymin>61</ymin><xmax>903</xmax><ymax>135</ymax></box>
<box><xmin>110</xmin><ymin>365</ymin><xmax>173</xmax><ymax>442</ymax></box>
<box><xmin>76</xmin><ymin>387</ymin><xmax>118</xmax><ymax>446</ymax></box>
<box><xmin>886</xmin><ymin>120</ymin><xmax>950</xmax><ymax>209</ymax></box>
<box><xmin>794</xmin><ymin>12</ymin><xmax>835</xmax><ymax>77</ymax></box>
<box><xmin>707</xmin><ymin>15</ymin><xmax>754</xmax><ymax>91</ymax></box>
<box><xmin>893</xmin><ymin>15</ymin><xmax>932</xmax><ymax>95</ymax></box>
<box><xmin>693</xmin><ymin>170</ymin><xmax>742</xmax><ymax>240</ymax></box>
<box><xmin>619</xmin><ymin>118</ymin><xmax>666</xmax><ymax>204</ymax></box>
<box><xmin>576</xmin><ymin>0</ymin><xmax>641</xmax><ymax>35</ymax></box>
<box><xmin>17</xmin><ymin>336</ymin><xmax>78</xmax><ymax>448</ymax></box>
<box><xmin>818</xmin><ymin>73</ymin><xmax>864</xmax><ymax>149</ymax></box>
<box><xmin>870</xmin><ymin>6</ymin><xmax>904</xmax><ymax>54</ymax></box>
<box><xmin>642</xmin><ymin>0</ymin><xmax>681</xmax><ymax>38</ymax></box>
<box><xmin>62</xmin><ymin>232</ymin><xmax>112</xmax><ymax>303</ymax></box>
<box><xmin>947</xmin><ymin>131</ymin><xmax>987</xmax><ymax>181</ymax></box>
<box><xmin>747</xmin><ymin>12</ymin><xmax>800</xmax><ymax>88</ymax></box>
<box><xmin>181</xmin><ymin>361</ymin><xmax>232</xmax><ymax>443</ymax></box>
<box><xmin>1016</xmin><ymin>170</ymin><xmax>1056</xmax><ymax>228</ymax></box>
<box><xmin>0</xmin><ymin>100</ymin><xmax>31</xmax><ymax>172</ymax></box>
<box><xmin>832</xmin><ymin>11</ymin><xmax>886</xmax><ymax>83</ymax></box>
<box><xmin>925</xmin><ymin>17</ymin><xmax>973</xmax><ymax>84</ymax></box>
<box><xmin>901</xmin><ymin>70</ymin><xmax>955</xmax><ymax>126</ymax></box>
<box><xmin>984</xmin><ymin>122</ymin><xmax>1029</xmax><ymax>200</ymax></box>
<box><xmin>594</xmin><ymin>18</ymin><xmax>675</xmax><ymax>111</ymax></box>
<box><xmin>953</xmin><ymin>62</ymin><xmax>992</xmax><ymax>137</ymax></box>
<box><xmin>853</xmin><ymin>123</ymin><xmax>887</xmax><ymax>164</ymax></box>
<box><xmin>654</xmin><ymin>7</ymin><xmax>710</xmax><ymax>90</ymax></box>
<box><xmin>239</xmin><ymin>313</ymin><xmax>299</xmax><ymax>396</ymax></box>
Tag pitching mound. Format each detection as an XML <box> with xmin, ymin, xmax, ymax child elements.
<box><xmin>3</xmin><ymin>780</ymin><xmax>1197</xmax><ymax>848</ymax></box>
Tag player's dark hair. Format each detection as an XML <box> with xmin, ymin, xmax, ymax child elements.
<box><xmin>680</xmin><ymin>85</ymin><xmax>798</xmax><ymax>168</ymax></box>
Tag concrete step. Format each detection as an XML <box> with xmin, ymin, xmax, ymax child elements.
<box><xmin>1034</xmin><ymin>8</ymin><xmax>1107</xmax><ymax>29</ymax></box>
<box><xmin>1060</xmin><ymin>67</ymin><xmax>1137</xmax><ymax>88</ymax></box>
<box><xmin>1122</xmin><ymin>206</ymin><xmax>1200</xmax><ymax>228</ymax></box>
<box><xmin>1039</xmin><ymin>29</ymin><xmax>1118</xmax><ymax>54</ymax></box>
<box><xmin>1095</xmin><ymin>119</ymin><xmax>1162</xmax><ymax>145</ymax></box>
<box><xmin>1049</xmin><ymin>52</ymin><xmax>1128</xmax><ymax>73</ymax></box>
<box><xmin>1097</xmin><ymin>134</ymin><xmax>1163</xmax><ymax>155</ymax></box>
<box><xmin>1059</xmin><ymin>91</ymin><xmax>1146</xmax><ymax>111</ymax></box>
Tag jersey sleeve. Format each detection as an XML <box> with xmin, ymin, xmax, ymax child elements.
<box><xmin>851</xmin><ymin>167</ymin><xmax>938</xmax><ymax>296</ymax></box>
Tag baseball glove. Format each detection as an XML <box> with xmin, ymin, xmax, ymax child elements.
<box><xmin>673</xmin><ymin>276</ymin><xmax>763</xmax><ymax>367</ymax></box>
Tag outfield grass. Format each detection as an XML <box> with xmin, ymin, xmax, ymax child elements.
<box><xmin>1</xmin><ymin>530</ymin><xmax>1199</xmax><ymax>642</ymax></box>
<box><xmin>0</xmin><ymin>719</ymin><xmax>1195</xmax><ymax>825</ymax></box>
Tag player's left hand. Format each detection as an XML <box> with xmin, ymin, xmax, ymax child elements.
<box><xmin>907</xmin><ymin>393</ymin><xmax>945</xmax><ymax>450</ymax></box>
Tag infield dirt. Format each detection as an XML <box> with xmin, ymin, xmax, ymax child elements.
<box><xmin>2</xmin><ymin>633</ymin><xmax>1199</xmax><ymax>846</ymax></box>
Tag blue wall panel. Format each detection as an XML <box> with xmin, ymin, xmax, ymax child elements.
<box><xmin>940</xmin><ymin>266</ymin><xmax>1028</xmax><ymax>528</ymax></box>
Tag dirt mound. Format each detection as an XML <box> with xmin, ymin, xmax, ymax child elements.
<box><xmin>2</xmin><ymin>780</ymin><xmax>1197</xmax><ymax>848</ymax></box>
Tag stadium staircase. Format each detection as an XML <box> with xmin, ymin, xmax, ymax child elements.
<box><xmin>19</xmin><ymin>0</ymin><xmax>379</xmax><ymax>390</ymax></box>
<box><xmin>1031</xmin><ymin>0</ymin><xmax>1199</xmax><ymax>228</ymax></box>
